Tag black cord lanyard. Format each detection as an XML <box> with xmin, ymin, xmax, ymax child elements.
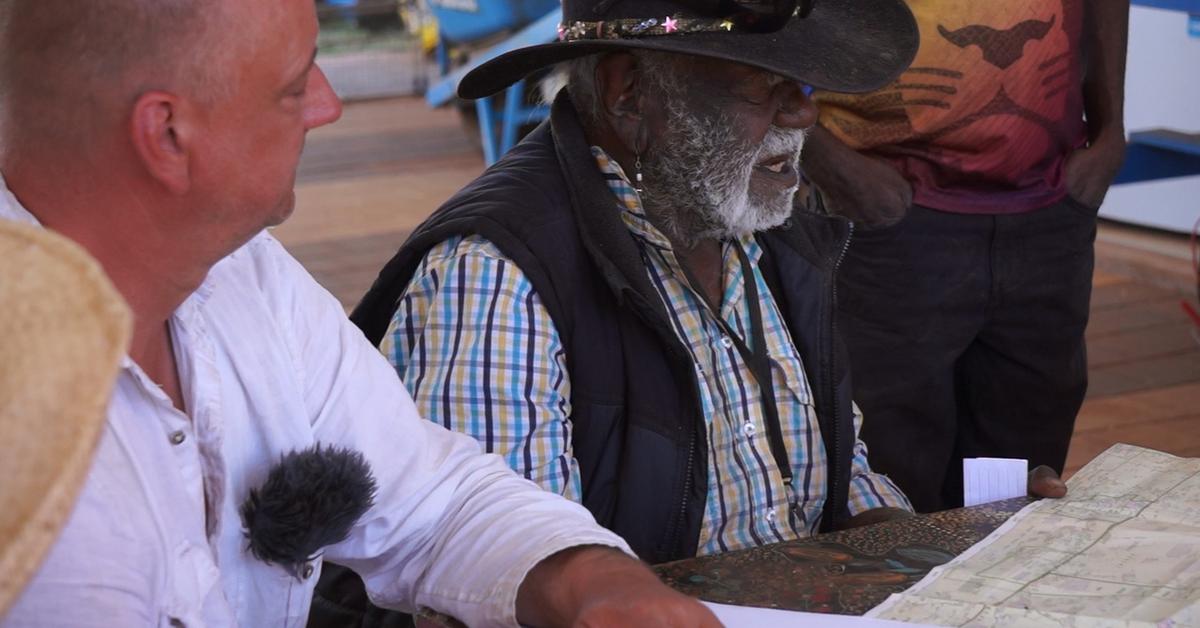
<box><xmin>678</xmin><ymin>241</ymin><xmax>794</xmax><ymax>492</ymax></box>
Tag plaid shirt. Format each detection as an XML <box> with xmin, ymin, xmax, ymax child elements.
<box><xmin>383</xmin><ymin>148</ymin><xmax>911</xmax><ymax>555</ymax></box>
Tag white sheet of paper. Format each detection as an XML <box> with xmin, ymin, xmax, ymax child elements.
<box><xmin>962</xmin><ymin>457</ymin><xmax>1027</xmax><ymax>507</ymax></box>
<box><xmin>702</xmin><ymin>601</ymin><xmax>933</xmax><ymax>627</ymax></box>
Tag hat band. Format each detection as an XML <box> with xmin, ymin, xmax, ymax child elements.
<box><xmin>557</xmin><ymin>13</ymin><xmax>778</xmax><ymax>41</ymax></box>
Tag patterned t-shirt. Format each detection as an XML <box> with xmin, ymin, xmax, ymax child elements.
<box><xmin>816</xmin><ymin>0</ymin><xmax>1088</xmax><ymax>214</ymax></box>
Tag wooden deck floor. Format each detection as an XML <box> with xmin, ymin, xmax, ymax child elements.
<box><xmin>281</xmin><ymin>96</ymin><xmax>1200</xmax><ymax>478</ymax></box>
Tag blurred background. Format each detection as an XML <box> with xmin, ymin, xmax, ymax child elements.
<box><xmin>287</xmin><ymin>0</ymin><xmax>1200</xmax><ymax>477</ymax></box>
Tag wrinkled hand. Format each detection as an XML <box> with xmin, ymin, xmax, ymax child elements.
<box><xmin>517</xmin><ymin>546</ymin><xmax>722</xmax><ymax>628</ymax></box>
<box><xmin>841</xmin><ymin>506</ymin><xmax>916</xmax><ymax>530</ymax></box>
<box><xmin>1028</xmin><ymin>465</ymin><xmax>1068</xmax><ymax>499</ymax></box>
<box><xmin>800</xmin><ymin>127</ymin><xmax>912</xmax><ymax>229</ymax></box>
<box><xmin>1064</xmin><ymin>134</ymin><xmax>1126</xmax><ymax>210</ymax></box>
<box><xmin>823</xmin><ymin>153</ymin><xmax>913</xmax><ymax>229</ymax></box>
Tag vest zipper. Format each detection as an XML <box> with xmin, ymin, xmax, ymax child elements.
<box><xmin>827</xmin><ymin>220</ymin><xmax>854</xmax><ymax>529</ymax></box>
<box><xmin>674</xmin><ymin>423</ymin><xmax>697</xmax><ymax>557</ymax></box>
<box><xmin>665</xmin><ymin>367</ymin><xmax>703</xmax><ymax>559</ymax></box>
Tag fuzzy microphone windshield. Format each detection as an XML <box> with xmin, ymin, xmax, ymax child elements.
<box><xmin>239</xmin><ymin>444</ymin><xmax>377</xmax><ymax>579</ymax></box>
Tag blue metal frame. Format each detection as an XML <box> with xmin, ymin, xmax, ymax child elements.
<box><xmin>1130</xmin><ymin>0</ymin><xmax>1200</xmax><ymax>13</ymax></box>
<box><xmin>428</xmin><ymin>0</ymin><xmax>559</xmax><ymax>45</ymax></box>
<box><xmin>426</xmin><ymin>9</ymin><xmax>562</xmax><ymax>164</ymax></box>
<box><xmin>426</xmin><ymin>8</ymin><xmax>561</xmax><ymax>108</ymax></box>
<box><xmin>473</xmin><ymin>80</ymin><xmax>551</xmax><ymax>164</ymax></box>
<box><xmin>1113</xmin><ymin>130</ymin><xmax>1200</xmax><ymax>185</ymax></box>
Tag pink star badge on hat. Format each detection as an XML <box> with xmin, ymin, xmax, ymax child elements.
<box><xmin>663</xmin><ymin>16</ymin><xmax>678</xmax><ymax>33</ymax></box>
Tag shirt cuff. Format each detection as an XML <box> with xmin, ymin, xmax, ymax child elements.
<box><xmin>430</xmin><ymin>530</ymin><xmax>634</xmax><ymax>628</ymax></box>
<box><xmin>847</xmin><ymin>472</ymin><xmax>914</xmax><ymax>516</ymax></box>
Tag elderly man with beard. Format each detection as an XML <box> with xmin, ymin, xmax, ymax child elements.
<box><xmin>0</xmin><ymin>0</ymin><xmax>721</xmax><ymax>626</ymax></box>
<box><xmin>346</xmin><ymin>0</ymin><xmax>929</xmax><ymax>577</ymax></box>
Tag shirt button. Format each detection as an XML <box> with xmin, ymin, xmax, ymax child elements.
<box><xmin>169</xmin><ymin>431</ymin><xmax>187</xmax><ymax>446</ymax></box>
<box><xmin>766</xmin><ymin>508</ymin><xmax>778</xmax><ymax>522</ymax></box>
<box><xmin>168</xmin><ymin>619</ymin><xmax>185</xmax><ymax>628</ymax></box>
<box><xmin>720</xmin><ymin>335</ymin><xmax>734</xmax><ymax>349</ymax></box>
<box><xmin>302</xmin><ymin>563</ymin><xmax>315</xmax><ymax>580</ymax></box>
<box><xmin>695</xmin><ymin>363</ymin><xmax>705</xmax><ymax>378</ymax></box>
<box><xmin>742</xmin><ymin>422</ymin><xmax>757</xmax><ymax>437</ymax></box>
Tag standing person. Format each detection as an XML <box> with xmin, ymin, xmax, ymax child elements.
<box><xmin>801</xmin><ymin>0</ymin><xmax>1128</xmax><ymax>512</ymax></box>
<box><xmin>0</xmin><ymin>1</ymin><xmax>717</xmax><ymax>626</ymax></box>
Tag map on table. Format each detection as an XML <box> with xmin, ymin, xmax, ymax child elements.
<box><xmin>868</xmin><ymin>444</ymin><xmax>1200</xmax><ymax>627</ymax></box>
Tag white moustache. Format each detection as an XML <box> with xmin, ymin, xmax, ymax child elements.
<box><xmin>755</xmin><ymin>127</ymin><xmax>808</xmax><ymax>173</ymax></box>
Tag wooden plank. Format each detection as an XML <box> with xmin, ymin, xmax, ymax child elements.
<box><xmin>1086</xmin><ymin>297</ymin><xmax>1188</xmax><ymax>337</ymax></box>
<box><xmin>1094</xmin><ymin>229</ymin><xmax>1196</xmax><ymax>296</ymax></box>
<box><xmin>1087</xmin><ymin>350</ymin><xmax>1200</xmax><ymax>398</ymax></box>
<box><xmin>297</xmin><ymin>128</ymin><xmax>479</xmax><ymax>183</ymax></box>
<box><xmin>1091</xmin><ymin>269</ymin><xmax>1130</xmax><ymax>288</ymax></box>
<box><xmin>1088</xmin><ymin>279</ymin><xmax>1179</xmax><ymax>310</ymax></box>
<box><xmin>1074</xmin><ymin>382</ymin><xmax>1200</xmax><ymax>432</ymax></box>
<box><xmin>1087</xmin><ymin>322</ymin><xmax>1200</xmax><ymax>368</ymax></box>
<box><xmin>306</xmin><ymin>97</ymin><xmax>459</xmax><ymax>141</ymax></box>
<box><xmin>284</xmin><ymin>230</ymin><xmax>411</xmax><ymax>309</ymax></box>
<box><xmin>281</xmin><ymin>165</ymin><xmax>480</xmax><ymax>247</ymax></box>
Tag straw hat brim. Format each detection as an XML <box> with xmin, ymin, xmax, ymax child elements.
<box><xmin>459</xmin><ymin>0</ymin><xmax>919</xmax><ymax>99</ymax></box>
<box><xmin>0</xmin><ymin>219</ymin><xmax>131</xmax><ymax>616</ymax></box>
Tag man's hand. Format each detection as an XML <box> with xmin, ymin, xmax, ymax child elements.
<box><xmin>1028</xmin><ymin>465</ymin><xmax>1068</xmax><ymax>499</ymax></box>
<box><xmin>841</xmin><ymin>506</ymin><xmax>916</xmax><ymax>530</ymax></box>
<box><xmin>800</xmin><ymin>126</ymin><xmax>913</xmax><ymax>228</ymax></box>
<box><xmin>516</xmin><ymin>546</ymin><xmax>722</xmax><ymax>627</ymax></box>
<box><xmin>1064</xmin><ymin>133</ymin><xmax>1126</xmax><ymax>209</ymax></box>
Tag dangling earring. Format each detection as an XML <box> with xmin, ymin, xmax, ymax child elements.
<box><xmin>633</xmin><ymin>124</ymin><xmax>648</xmax><ymax>194</ymax></box>
<box><xmin>634</xmin><ymin>153</ymin><xmax>645</xmax><ymax>193</ymax></box>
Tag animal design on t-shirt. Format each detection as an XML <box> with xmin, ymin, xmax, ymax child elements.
<box><xmin>819</xmin><ymin>0</ymin><xmax>1084</xmax><ymax>187</ymax></box>
<box><xmin>938</xmin><ymin>17</ymin><xmax>1057</xmax><ymax>70</ymax></box>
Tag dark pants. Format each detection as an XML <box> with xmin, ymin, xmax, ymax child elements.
<box><xmin>838</xmin><ymin>198</ymin><xmax>1096</xmax><ymax>513</ymax></box>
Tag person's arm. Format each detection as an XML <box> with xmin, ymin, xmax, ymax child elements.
<box><xmin>381</xmin><ymin>236</ymin><xmax>580</xmax><ymax>498</ymax></box>
<box><xmin>799</xmin><ymin>125</ymin><xmax>912</xmax><ymax>228</ymax></box>
<box><xmin>375</xmin><ymin>240</ymin><xmax>720</xmax><ymax>625</ymax></box>
<box><xmin>841</xmin><ymin>400</ymin><xmax>1067</xmax><ymax>527</ymax></box>
<box><xmin>841</xmin><ymin>403</ymin><xmax>917</xmax><ymax>529</ymax></box>
<box><xmin>261</xmin><ymin>237</ymin><xmax>704</xmax><ymax>626</ymax></box>
<box><xmin>516</xmin><ymin>546</ymin><xmax>722</xmax><ymax>627</ymax></box>
<box><xmin>1064</xmin><ymin>0</ymin><xmax>1130</xmax><ymax>208</ymax></box>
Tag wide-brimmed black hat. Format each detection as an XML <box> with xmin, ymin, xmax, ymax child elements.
<box><xmin>459</xmin><ymin>0</ymin><xmax>919</xmax><ymax>99</ymax></box>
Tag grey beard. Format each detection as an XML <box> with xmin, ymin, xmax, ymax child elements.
<box><xmin>639</xmin><ymin>102</ymin><xmax>806</xmax><ymax>247</ymax></box>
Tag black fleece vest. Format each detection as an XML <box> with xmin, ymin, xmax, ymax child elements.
<box><xmin>353</xmin><ymin>95</ymin><xmax>858</xmax><ymax>564</ymax></box>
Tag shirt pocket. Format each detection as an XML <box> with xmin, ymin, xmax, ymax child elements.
<box><xmin>769</xmin><ymin>351</ymin><xmax>815</xmax><ymax>409</ymax></box>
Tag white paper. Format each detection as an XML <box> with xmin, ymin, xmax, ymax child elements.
<box><xmin>702</xmin><ymin>601</ymin><xmax>933</xmax><ymax>627</ymax></box>
<box><xmin>962</xmin><ymin>457</ymin><xmax>1026</xmax><ymax>507</ymax></box>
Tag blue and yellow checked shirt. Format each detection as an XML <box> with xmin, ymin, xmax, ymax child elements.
<box><xmin>382</xmin><ymin>148</ymin><xmax>911</xmax><ymax>555</ymax></box>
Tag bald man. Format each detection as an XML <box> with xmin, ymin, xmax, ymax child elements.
<box><xmin>0</xmin><ymin>1</ymin><xmax>715</xmax><ymax>626</ymax></box>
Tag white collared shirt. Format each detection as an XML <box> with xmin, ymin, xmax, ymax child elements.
<box><xmin>0</xmin><ymin>176</ymin><xmax>630</xmax><ymax>628</ymax></box>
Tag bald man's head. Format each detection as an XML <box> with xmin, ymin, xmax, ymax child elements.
<box><xmin>0</xmin><ymin>0</ymin><xmax>240</xmax><ymax>155</ymax></box>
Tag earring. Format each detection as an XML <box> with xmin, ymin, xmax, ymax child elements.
<box><xmin>634</xmin><ymin>153</ymin><xmax>645</xmax><ymax>193</ymax></box>
<box><xmin>633</xmin><ymin>124</ymin><xmax>648</xmax><ymax>194</ymax></box>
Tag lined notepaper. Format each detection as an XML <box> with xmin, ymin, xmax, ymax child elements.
<box><xmin>963</xmin><ymin>457</ymin><xmax>1027</xmax><ymax>507</ymax></box>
